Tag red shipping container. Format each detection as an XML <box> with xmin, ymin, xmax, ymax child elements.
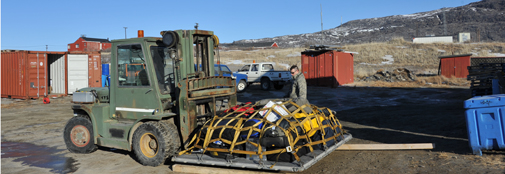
<box><xmin>88</xmin><ymin>52</ymin><xmax>102</xmax><ymax>87</ymax></box>
<box><xmin>301</xmin><ymin>50</ymin><xmax>354</xmax><ymax>87</ymax></box>
<box><xmin>438</xmin><ymin>54</ymin><xmax>472</xmax><ymax>78</ymax></box>
<box><xmin>1</xmin><ymin>51</ymin><xmax>68</xmax><ymax>99</ymax></box>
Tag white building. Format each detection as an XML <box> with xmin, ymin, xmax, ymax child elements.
<box><xmin>413</xmin><ymin>36</ymin><xmax>453</xmax><ymax>43</ymax></box>
<box><xmin>459</xmin><ymin>32</ymin><xmax>471</xmax><ymax>43</ymax></box>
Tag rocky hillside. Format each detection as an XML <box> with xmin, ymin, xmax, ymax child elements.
<box><xmin>233</xmin><ymin>0</ymin><xmax>505</xmax><ymax>47</ymax></box>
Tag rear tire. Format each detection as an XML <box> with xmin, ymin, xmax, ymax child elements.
<box><xmin>63</xmin><ymin>116</ymin><xmax>97</xmax><ymax>154</ymax></box>
<box><xmin>132</xmin><ymin>121</ymin><xmax>179</xmax><ymax>166</ymax></box>
<box><xmin>237</xmin><ymin>80</ymin><xmax>247</xmax><ymax>93</ymax></box>
<box><xmin>261</xmin><ymin>78</ymin><xmax>271</xmax><ymax>91</ymax></box>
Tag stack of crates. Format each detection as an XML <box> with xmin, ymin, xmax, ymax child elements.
<box><xmin>467</xmin><ymin>63</ymin><xmax>505</xmax><ymax>96</ymax></box>
<box><xmin>464</xmin><ymin>94</ymin><xmax>505</xmax><ymax>155</ymax></box>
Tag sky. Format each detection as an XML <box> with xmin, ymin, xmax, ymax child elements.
<box><xmin>1</xmin><ymin>0</ymin><xmax>478</xmax><ymax>51</ymax></box>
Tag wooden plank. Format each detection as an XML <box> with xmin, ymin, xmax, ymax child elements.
<box><xmin>336</xmin><ymin>143</ymin><xmax>434</xmax><ymax>150</ymax></box>
<box><xmin>172</xmin><ymin>164</ymin><xmax>279</xmax><ymax>174</ymax></box>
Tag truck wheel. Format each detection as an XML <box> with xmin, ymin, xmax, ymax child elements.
<box><xmin>63</xmin><ymin>116</ymin><xmax>97</xmax><ymax>154</ymax></box>
<box><xmin>273</xmin><ymin>83</ymin><xmax>284</xmax><ymax>90</ymax></box>
<box><xmin>133</xmin><ymin>121</ymin><xmax>177</xmax><ymax>166</ymax></box>
<box><xmin>261</xmin><ymin>78</ymin><xmax>271</xmax><ymax>91</ymax></box>
<box><xmin>237</xmin><ymin>80</ymin><xmax>247</xmax><ymax>93</ymax></box>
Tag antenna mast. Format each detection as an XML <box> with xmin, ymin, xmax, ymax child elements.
<box><xmin>320</xmin><ymin>4</ymin><xmax>324</xmax><ymax>45</ymax></box>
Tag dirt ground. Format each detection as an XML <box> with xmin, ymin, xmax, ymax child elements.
<box><xmin>2</xmin><ymin>83</ymin><xmax>505</xmax><ymax>174</ymax></box>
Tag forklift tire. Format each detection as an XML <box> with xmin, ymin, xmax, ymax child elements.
<box><xmin>63</xmin><ymin>116</ymin><xmax>97</xmax><ymax>154</ymax></box>
<box><xmin>158</xmin><ymin>120</ymin><xmax>181</xmax><ymax>159</ymax></box>
<box><xmin>261</xmin><ymin>78</ymin><xmax>271</xmax><ymax>91</ymax></box>
<box><xmin>133</xmin><ymin>121</ymin><xmax>177</xmax><ymax>166</ymax></box>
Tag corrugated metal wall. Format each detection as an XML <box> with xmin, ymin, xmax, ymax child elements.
<box><xmin>1</xmin><ymin>52</ymin><xmax>28</xmax><ymax>98</ymax></box>
<box><xmin>88</xmin><ymin>53</ymin><xmax>102</xmax><ymax>87</ymax></box>
<box><xmin>68</xmin><ymin>54</ymin><xmax>89</xmax><ymax>94</ymax></box>
<box><xmin>48</xmin><ymin>54</ymin><xmax>66</xmax><ymax>94</ymax></box>
<box><xmin>301</xmin><ymin>50</ymin><xmax>354</xmax><ymax>87</ymax></box>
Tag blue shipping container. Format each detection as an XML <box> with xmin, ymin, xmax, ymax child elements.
<box><xmin>102</xmin><ymin>64</ymin><xmax>110</xmax><ymax>75</ymax></box>
<box><xmin>464</xmin><ymin>94</ymin><xmax>505</xmax><ymax>155</ymax></box>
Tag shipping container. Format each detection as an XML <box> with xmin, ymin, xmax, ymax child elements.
<box><xmin>301</xmin><ymin>50</ymin><xmax>354</xmax><ymax>87</ymax></box>
<box><xmin>88</xmin><ymin>52</ymin><xmax>102</xmax><ymax>88</ymax></box>
<box><xmin>67</xmin><ymin>52</ymin><xmax>102</xmax><ymax>94</ymax></box>
<box><xmin>438</xmin><ymin>54</ymin><xmax>472</xmax><ymax>78</ymax></box>
<box><xmin>1</xmin><ymin>51</ymin><xmax>67</xmax><ymax>99</ymax></box>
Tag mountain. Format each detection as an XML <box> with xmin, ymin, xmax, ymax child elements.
<box><xmin>232</xmin><ymin>0</ymin><xmax>505</xmax><ymax>47</ymax></box>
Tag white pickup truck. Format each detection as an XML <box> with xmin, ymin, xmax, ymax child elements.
<box><xmin>234</xmin><ymin>63</ymin><xmax>292</xmax><ymax>90</ymax></box>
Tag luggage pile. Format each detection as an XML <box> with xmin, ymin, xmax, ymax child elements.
<box><xmin>180</xmin><ymin>99</ymin><xmax>345</xmax><ymax>165</ymax></box>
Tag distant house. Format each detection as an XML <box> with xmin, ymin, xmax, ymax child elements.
<box><xmin>68</xmin><ymin>37</ymin><xmax>111</xmax><ymax>52</ymax></box>
<box><xmin>220</xmin><ymin>42</ymin><xmax>279</xmax><ymax>49</ymax></box>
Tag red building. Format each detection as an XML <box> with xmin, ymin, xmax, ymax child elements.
<box><xmin>438</xmin><ymin>54</ymin><xmax>472</xmax><ymax>78</ymax></box>
<box><xmin>68</xmin><ymin>37</ymin><xmax>111</xmax><ymax>52</ymax></box>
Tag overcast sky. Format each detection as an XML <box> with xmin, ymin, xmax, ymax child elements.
<box><xmin>1</xmin><ymin>0</ymin><xmax>477</xmax><ymax>51</ymax></box>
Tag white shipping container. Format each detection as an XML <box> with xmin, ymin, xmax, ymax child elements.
<box><xmin>68</xmin><ymin>54</ymin><xmax>89</xmax><ymax>94</ymax></box>
<box><xmin>48</xmin><ymin>54</ymin><xmax>66</xmax><ymax>94</ymax></box>
<box><xmin>413</xmin><ymin>36</ymin><xmax>453</xmax><ymax>43</ymax></box>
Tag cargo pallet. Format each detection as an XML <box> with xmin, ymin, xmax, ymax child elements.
<box><xmin>467</xmin><ymin>63</ymin><xmax>505</xmax><ymax>96</ymax></box>
<box><xmin>173</xmin><ymin>134</ymin><xmax>352</xmax><ymax>172</ymax></box>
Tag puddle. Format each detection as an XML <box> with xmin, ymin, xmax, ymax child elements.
<box><xmin>1</xmin><ymin>141</ymin><xmax>78</xmax><ymax>173</ymax></box>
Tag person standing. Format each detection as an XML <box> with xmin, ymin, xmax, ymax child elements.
<box><xmin>286</xmin><ymin>65</ymin><xmax>309</xmax><ymax>106</ymax></box>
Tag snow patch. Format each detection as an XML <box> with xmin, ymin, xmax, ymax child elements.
<box><xmin>287</xmin><ymin>53</ymin><xmax>301</xmax><ymax>57</ymax></box>
<box><xmin>491</xmin><ymin>53</ymin><xmax>505</xmax><ymax>57</ymax></box>
<box><xmin>381</xmin><ymin>55</ymin><xmax>394</xmax><ymax>64</ymax></box>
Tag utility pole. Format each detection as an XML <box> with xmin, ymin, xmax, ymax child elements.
<box><xmin>443</xmin><ymin>10</ymin><xmax>447</xmax><ymax>35</ymax></box>
<box><xmin>320</xmin><ymin>4</ymin><xmax>323</xmax><ymax>45</ymax></box>
<box><xmin>477</xmin><ymin>28</ymin><xmax>480</xmax><ymax>42</ymax></box>
<box><xmin>124</xmin><ymin>27</ymin><xmax>128</xmax><ymax>39</ymax></box>
<box><xmin>46</xmin><ymin>45</ymin><xmax>48</xmax><ymax>52</ymax></box>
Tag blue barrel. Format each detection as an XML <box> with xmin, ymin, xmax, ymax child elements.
<box><xmin>102</xmin><ymin>64</ymin><xmax>110</xmax><ymax>75</ymax></box>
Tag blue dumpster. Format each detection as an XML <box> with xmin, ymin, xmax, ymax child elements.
<box><xmin>464</xmin><ymin>94</ymin><xmax>505</xmax><ymax>155</ymax></box>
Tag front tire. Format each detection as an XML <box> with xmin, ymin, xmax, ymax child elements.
<box><xmin>237</xmin><ymin>80</ymin><xmax>247</xmax><ymax>93</ymax></box>
<box><xmin>132</xmin><ymin>121</ymin><xmax>179</xmax><ymax>167</ymax></box>
<box><xmin>261</xmin><ymin>78</ymin><xmax>271</xmax><ymax>91</ymax></box>
<box><xmin>63</xmin><ymin>116</ymin><xmax>97</xmax><ymax>154</ymax></box>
